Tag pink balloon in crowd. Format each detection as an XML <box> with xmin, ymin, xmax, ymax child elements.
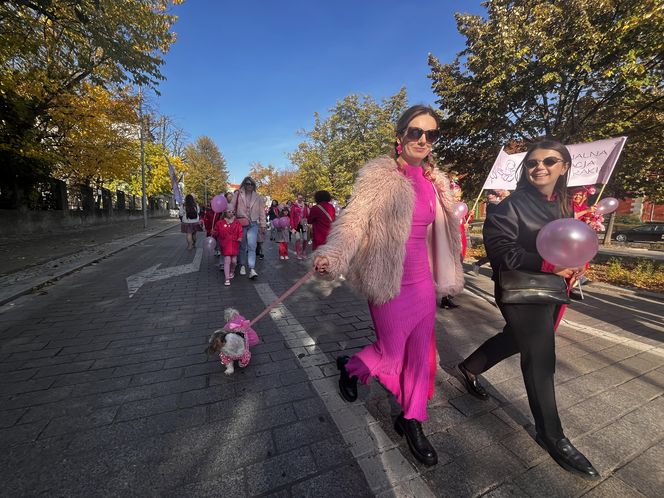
<box><xmin>595</xmin><ymin>197</ymin><xmax>619</xmax><ymax>215</ymax></box>
<box><xmin>536</xmin><ymin>218</ymin><xmax>599</xmax><ymax>268</ymax></box>
<box><xmin>454</xmin><ymin>202</ymin><xmax>468</xmax><ymax>221</ymax></box>
<box><xmin>204</xmin><ymin>236</ymin><xmax>216</xmax><ymax>252</ymax></box>
<box><xmin>211</xmin><ymin>194</ymin><xmax>228</xmax><ymax>213</ymax></box>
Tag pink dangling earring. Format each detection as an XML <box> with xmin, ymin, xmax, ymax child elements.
<box><xmin>396</xmin><ymin>143</ymin><xmax>402</xmax><ymax>155</ymax></box>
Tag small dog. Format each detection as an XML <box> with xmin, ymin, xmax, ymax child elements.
<box><xmin>205</xmin><ymin>308</ymin><xmax>260</xmax><ymax>375</ymax></box>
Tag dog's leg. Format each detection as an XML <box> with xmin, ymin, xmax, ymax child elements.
<box><xmin>224</xmin><ymin>363</ymin><xmax>235</xmax><ymax>375</ymax></box>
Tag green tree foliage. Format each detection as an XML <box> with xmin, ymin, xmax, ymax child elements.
<box><xmin>0</xmin><ymin>0</ymin><xmax>182</xmax><ymax>207</ymax></box>
<box><xmin>183</xmin><ymin>136</ymin><xmax>229</xmax><ymax>205</ymax></box>
<box><xmin>289</xmin><ymin>88</ymin><xmax>409</xmax><ymax>200</ymax></box>
<box><xmin>428</xmin><ymin>0</ymin><xmax>663</xmax><ymax>201</ymax></box>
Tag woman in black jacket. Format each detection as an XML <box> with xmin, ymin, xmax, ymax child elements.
<box><xmin>457</xmin><ymin>140</ymin><xmax>600</xmax><ymax>479</ymax></box>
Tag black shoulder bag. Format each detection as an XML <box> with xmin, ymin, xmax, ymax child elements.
<box><xmin>499</xmin><ymin>270</ymin><xmax>570</xmax><ymax>305</ymax></box>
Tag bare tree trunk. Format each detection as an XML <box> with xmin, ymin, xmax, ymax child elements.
<box><xmin>603</xmin><ymin>212</ymin><xmax>616</xmax><ymax>246</ymax></box>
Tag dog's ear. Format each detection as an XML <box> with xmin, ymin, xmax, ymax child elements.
<box><xmin>205</xmin><ymin>335</ymin><xmax>225</xmax><ymax>355</ymax></box>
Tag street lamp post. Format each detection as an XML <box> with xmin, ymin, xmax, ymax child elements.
<box><xmin>138</xmin><ymin>88</ymin><xmax>148</xmax><ymax>229</ymax></box>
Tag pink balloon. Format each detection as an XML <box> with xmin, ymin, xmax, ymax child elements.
<box><xmin>595</xmin><ymin>197</ymin><xmax>619</xmax><ymax>215</ymax></box>
<box><xmin>204</xmin><ymin>236</ymin><xmax>216</xmax><ymax>252</ymax></box>
<box><xmin>211</xmin><ymin>194</ymin><xmax>228</xmax><ymax>213</ymax></box>
<box><xmin>536</xmin><ymin>219</ymin><xmax>599</xmax><ymax>268</ymax></box>
<box><xmin>454</xmin><ymin>202</ymin><xmax>468</xmax><ymax>220</ymax></box>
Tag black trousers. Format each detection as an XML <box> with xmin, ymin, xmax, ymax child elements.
<box><xmin>463</xmin><ymin>283</ymin><xmax>564</xmax><ymax>442</ymax></box>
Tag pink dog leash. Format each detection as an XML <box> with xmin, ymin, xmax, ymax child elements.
<box><xmin>247</xmin><ymin>269</ymin><xmax>315</xmax><ymax>328</ymax></box>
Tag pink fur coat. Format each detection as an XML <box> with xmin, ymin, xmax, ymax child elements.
<box><xmin>314</xmin><ymin>156</ymin><xmax>464</xmax><ymax>304</ymax></box>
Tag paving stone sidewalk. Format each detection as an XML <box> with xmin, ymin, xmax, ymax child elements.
<box><xmin>0</xmin><ymin>218</ymin><xmax>178</xmax><ymax>305</ymax></box>
<box><xmin>0</xmin><ymin>225</ymin><xmax>662</xmax><ymax>497</ymax></box>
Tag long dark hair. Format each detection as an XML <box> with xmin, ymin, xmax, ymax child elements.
<box><xmin>516</xmin><ymin>139</ymin><xmax>572</xmax><ymax>217</ymax></box>
<box><xmin>393</xmin><ymin>105</ymin><xmax>441</xmax><ymax>179</ymax></box>
<box><xmin>314</xmin><ymin>190</ymin><xmax>332</xmax><ymax>203</ymax></box>
<box><xmin>184</xmin><ymin>194</ymin><xmax>197</xmax><ymax>219</ymax></box>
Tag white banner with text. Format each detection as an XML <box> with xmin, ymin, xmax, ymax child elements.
<box><xmin>482</xmin><ymin>137</ymin><xmax>627</xmax><ymax>190</ymax></box>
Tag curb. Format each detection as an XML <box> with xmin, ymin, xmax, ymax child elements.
<box><xmin>0</xmin><ymin>223</ymin><xmax>178</xmax><ymax>306</ymax></box>
<box><xmin>460</xmin><ymin>263</ymin><xmax>664</xmax><ymax>303</ymax></box>
<box><xmin>580</xmin><ymin>281</ymin><xmax>664</xmax><ymax>302</ymax></box>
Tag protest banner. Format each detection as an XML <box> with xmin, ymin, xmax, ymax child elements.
<box><xmin>482</xmin><ymin>137</ymin><xmax>627</xmax><ymax>191</ymax></box>
<box><xmin>164</xmin><ymin>155</ymin><xmax>183</xmax><ymax>205</ymax></box>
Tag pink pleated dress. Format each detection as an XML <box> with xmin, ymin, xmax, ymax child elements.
<box><xmin>346</xmin><ymin>163</ymin><xmax>437</xmax><ymax>421</ymax></box>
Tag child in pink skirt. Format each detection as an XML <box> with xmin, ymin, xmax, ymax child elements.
<box><xmin>272</xmin><ymin>208</ymin><xmax>291</xmax><ymax>260</ymax></box>
<box><xmin>213</xmin><ymin>209</ymin><xmax>243</xmax><ymax>286</ymax></box>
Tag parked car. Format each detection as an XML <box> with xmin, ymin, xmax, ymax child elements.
<box><xmin>612</xmin><ymin>223</ymin><xmax>664</xmax><ymax>242</ymax></box>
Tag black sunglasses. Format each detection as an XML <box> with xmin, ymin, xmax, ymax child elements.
<box><xmin>404</xmin><ymin>127</ymin><xmax>440</xmax><ymax>144</ymax></box>
<box><xmin>243</xmin><ymin>182</ymin><xmax>255</xmax><ymax>187</ymax></box>
<box><xmin>524</xmin><ymin>156</ymin><xmax>566</xmax><ymax>169</ymax></box>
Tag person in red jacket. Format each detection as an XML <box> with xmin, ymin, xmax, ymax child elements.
<box><xmin>202</xmin><ymin>205</ymin><xmax>220</xmax><ymax>256</ymax></box>
<box><xmin>212</xmin><ymin>209</ymin><xmax>243</xmax><ymax>286</ymax></box>
<box><xmin>307</xmin><ymin>190</ymin><xmax>336</xmax><ymax>250</ymax></box>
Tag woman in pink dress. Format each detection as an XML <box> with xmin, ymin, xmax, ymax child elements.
<box><xmin>290</xmin><ymin>193</ymin><xmax>310</xmax><ymax>259</ymax></box>
<box><xmin>313</xmin><ymin>105</ymin><xmax>464</xmax><ymax>466</ymax></box>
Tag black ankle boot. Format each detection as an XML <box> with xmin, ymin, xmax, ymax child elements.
<box><xmin>336</xmin><ymin>356</ymin><xmax>358</xmax><ymax>402</ymax></box>
<box><xmin>536</xmin><ymin>435</ymin><xmax>600</xmax><ymax>480</ymax></box>
<box><xmin>394</xmin><ymin>413</ymin><xmax>438</xmax><ymax>466</ymax></box>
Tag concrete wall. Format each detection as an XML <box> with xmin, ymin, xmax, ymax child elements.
<box><xmin>0</xmin><ymin>208</ymin><xmax>173</xmax><ymax>235</ymax></box>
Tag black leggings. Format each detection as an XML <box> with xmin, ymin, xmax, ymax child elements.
<box><xmin>464</xmin><ymin>283</ymin><xmax>564</xmax><ymax>442</ymax></box>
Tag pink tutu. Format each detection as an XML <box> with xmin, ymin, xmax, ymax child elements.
<box><xmin>224</xmin><ymin>315</ymin><xmax>260</xmax><ymax>347</ymax></box>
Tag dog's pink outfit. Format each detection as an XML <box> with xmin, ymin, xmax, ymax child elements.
<box><xmin>346</xmin><ymin>163</ymin><xmax>437</xmax><ymax>422</ymax></box>
<box><xmin>219</xmin><ymin>316</ymin><xmax>260</xmax><ymax>368</ymax></box>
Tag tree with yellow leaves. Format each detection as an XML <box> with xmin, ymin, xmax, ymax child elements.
<box><xmin>0</xmin><ymin>0</ymin><xmax>183</xmax><ymax>207</ymax></box>
<box><xmin>248</xmin><ymin>162</ymin><xmax>297</xmax><ymax>203</ymax></box>
<box><xmin>52</xmin><ymin>84</ymin><xmax>139</xmax><ymax>187</ymax></box>
<box><xmin>183</xmin><ymin>136</ymin><xmax>229</xmax><ymax>205</ymax></box>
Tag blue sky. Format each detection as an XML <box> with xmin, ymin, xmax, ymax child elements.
<box><xmin>156</xmin><ymin>1</ymin><xmax>484</xmax><ymax>183</ymax></box>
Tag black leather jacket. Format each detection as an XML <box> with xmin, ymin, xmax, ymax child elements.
<box><xmin>483</xmin><ymin>185</ymin><xmax>569</xmax><ymax>280</ymax></box>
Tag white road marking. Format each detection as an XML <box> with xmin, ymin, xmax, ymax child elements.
<box><xmin>126</xmin><ymin>248</ymin><xmax>203</xmax><ymax>298</ymax></box>
<box><xmin>255</xmin><ymin>283</ymin><xmax>436</xmax><ymax>498</ymax></box>
<box><xmin>583</xmin><ymin>293</ymin><xmax>664</xmax><ymax>319</ymax></box>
